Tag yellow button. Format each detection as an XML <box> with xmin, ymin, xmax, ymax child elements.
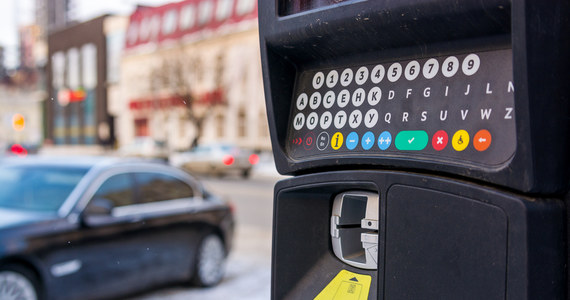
<box><xmin>452</xmin><ymin>130</ymin><xmax>470</xmax><ymax>151</ymax></box>
<box><xmin>331</xmin><ymin>132</ymin><xmax>344</xmax><ymax>150</ymax></box>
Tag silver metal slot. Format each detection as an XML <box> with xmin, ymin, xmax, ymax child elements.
<box><xmin>331</xmin><ymin>191</ymin><xmax>379</xmax><ymax>269</ymax></box>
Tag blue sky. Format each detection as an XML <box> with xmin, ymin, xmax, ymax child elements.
<box><xmin>0</xmin><ymin>0</ymin><xmax>176</xmax><ymax>68</ymax></box>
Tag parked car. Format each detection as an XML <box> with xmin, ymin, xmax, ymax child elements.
<box><xmin>0</xmin><ymin>156</ymin><xmax>234</xmax><ymax>300</ymax></box>
<box><xmin>170</xmin><ymin>143</ymin><xmax>259</xmax><ymax>178</ymax></box>
<box><xmin>118</xmin><ymin>137</ymin><xmax>169</xmax><ymax>161</ymax></box>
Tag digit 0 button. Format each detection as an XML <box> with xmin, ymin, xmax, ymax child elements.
<box><xmin>395</xmin><ymin>131</ymin><xmax>428</xmax><ymax>150</ymax></box>
<box><xmin>452</xmin><ymin>130</ymin><xmax>470</xmax><ymax>151</ymax></box>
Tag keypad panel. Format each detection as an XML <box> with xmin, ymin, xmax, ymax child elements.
<box><xmin>287</xmin><ymin>49</ymin><xmax>515</xmax><ymax>166</ymax></box>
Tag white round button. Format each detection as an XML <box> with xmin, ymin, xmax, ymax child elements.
<box><xmin>404</xmin><ymin>60</ymin><xmax>420</xmax><ymax>81</ymax></box>
<box><xmin>387</xmin><ymin>63</ymin><xmax>402</xmax><ymax>82</ymax></box>
<box><xmin>364</xmin><ymin>109</ymin><xmax>379</xmax><ymax>128</ymax></box>
<box><xmin>326</xmin><ymin>70</ymin><xmax>339</xmax><ymax>88</ymax></box>
<box><xmin>441</xmin><ymin>56</ymin><xmax>459</xmax><ymax>77</ymax></box>
<box><xmin>320</xmin><ymin>111</ymin><xmax>333</xmax><ymax>129</ymax></box>
<box><xmin>368</xmin><ymin>87</ymin><xmax>382</xmax><ymax>106</ymax></box>
<box><xmin>351</xmin><ymin>88</ymin><xmax>366</xmax><ymax>107</ymax></box>
<box><xmin>309</xmin><ymin>92</ymin><xmax>322</xmax><ymax>110</ymax></box>
<box><xmin>293</xmin><ymin>113</ymin><xmax>305</xmax><ymax>130</ymax></box>
<box><xmin>334</xmin><ymin>111</ymin><xmax>347</xmax><ymax>129</ymax></box>
<box><xmin>337</xmin><ymin>89</ymin><xmax>350</xmax><ymax>108</ymax></box>
<box><xmin>296</xmin><ymin>93</ymin><xmax>308</xmax><ymax>110</ymax></box>
<box><xmin>462</xmin><ymin>54</ymin><xmax>480</xmax><ymax>76</ymax></box>
<box><xmin>422</xmin><ymin>58</ymin><xmax>439</xmax><ymax>79</ymax></box>
<box><xmin>370</xmin><ymin>65</ymin><xmax>385</xmax><ymax>84</ymax></box>
<box><xmin>349</xmin><ymin>110</ymin><xmax>362</xmax><ymax>129</ymax></box>
<box><xmin>323</xmin><ymin>91</ymin><xmax>335</xmax><ymax>109</ymax></box>
<box><xmin>312</xmin><ymin>72</ymin><xmax>325</xmax><ymax>89</ymax></box>
<box><xmin>306</xmin><ymin>112</ymin><xmax>319</xmax><ymax>130</ymax></box>
<box><xmin>355</xmin><ymin>66</ymin><xmax>369</xmax><ymax>85</ymax></box>
<box><xmin>340</xmin><ymin>68</ymin><xmax>354</xmax><ymax>87</ymax></box>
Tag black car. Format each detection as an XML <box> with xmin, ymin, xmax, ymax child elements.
<box><xmin>0</xmin><ymin>156</ymin><xmax>234</xmax><ymax>300</ymax></box>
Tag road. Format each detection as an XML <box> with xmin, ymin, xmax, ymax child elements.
<box><xmin>131</xmin><ymin>173</ymin><xmax>282</xmax><ymax>300</ymax></box>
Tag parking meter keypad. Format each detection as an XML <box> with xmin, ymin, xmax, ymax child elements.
<box><xmin>287</xmin><ymin>49</ymin><xmax>515</xmax><ymax>167</ymax></box>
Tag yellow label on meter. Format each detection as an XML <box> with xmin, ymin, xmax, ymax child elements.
<box><xmin>452</xmin><ymin>129</ymin><xmax>470</xmax><ymax>151</ymax></box>
<box><xmin>314</xmin><ymin>270</ymin><xmax>371</xmax><ymax>300</ymax></box>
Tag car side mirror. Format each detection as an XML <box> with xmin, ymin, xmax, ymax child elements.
<box><xmin>85</xmin><ymin>197</ymin><xmax>114</xmax><ymax>216</ymax></box>
<box><xmin>81</xmin><ymin>197</ymin><xmax>115</xmax><ymax>227</ymax></box>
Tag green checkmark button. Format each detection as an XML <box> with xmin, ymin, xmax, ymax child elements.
<box><xmin>395</xmin><ymin>131</ymin><xmax>428</xmax><ymax>150</ymax></box>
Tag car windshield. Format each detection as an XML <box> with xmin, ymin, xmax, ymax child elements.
<box><xmin>0</xmin><ymin>165</ymin><xmax>88</xmax><ymax>212</ymax></box>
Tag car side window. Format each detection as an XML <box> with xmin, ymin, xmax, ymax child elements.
<box><xmin>135</xmin><ymin>172</ymin><xmax>194</xmax><ymax>204</ymax></box>
<box><xmin>93</xmin><ymin>173</ymin><xmax>135</xmax><ymax>208</ymax></box>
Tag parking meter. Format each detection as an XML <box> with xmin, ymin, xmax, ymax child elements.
<box><xmin>259</xmin><ymin>1</ymin><xmax>570</xmax><ymax>299</ymax></box>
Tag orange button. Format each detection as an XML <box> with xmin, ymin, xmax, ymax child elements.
<box><xmin>473</xmin><ymin>129</ymin><xmax>492</xmax><ymax>151</ymax></box>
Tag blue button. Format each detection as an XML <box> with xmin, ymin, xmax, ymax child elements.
<box><xmin>346</xmin><ymin>132</ymin><xmax>359</xmax><ymax>150</ymax></box>
<box><xmin>361</xmin><ymin>132</ymin><xmax>375</xmax><ymax>150</ymax></box>
<box><xmin>377</xmin><ymin>131</ymin><xmax>392</xmax><ymax>150</ymax></box>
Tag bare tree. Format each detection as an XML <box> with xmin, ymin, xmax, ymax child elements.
<box><xmin>149</xmin><ymin>48</ymin><xmax>226</xmax><ymax>149</ymax></box>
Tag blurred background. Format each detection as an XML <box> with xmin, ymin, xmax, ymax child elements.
<box><xmin>0</xmin><ymin>0</ymin><xmax>276</xmax><ymax>298</ymax></box>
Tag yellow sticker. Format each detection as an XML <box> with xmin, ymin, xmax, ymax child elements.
<box><xmin>451</xmin><ymin>129</ymin><xmax>470</xmax><ymax>151</ymax></box>
<box><xmin>331</xmin><ymin>132</ymin><xmax>344</xmax><ymax>150</ymax></box>
<box><xmin>314</xmin><ymin>270</ymin><xmax>371</xmax><ymax>300</ymax></box>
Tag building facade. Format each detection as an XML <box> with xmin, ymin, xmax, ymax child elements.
<box><xmin>113</xmin><ymin>0</ymin><xmax>269</xmax><ymax>152</ymax></box>
<box><xmin>46</xmin><ymin>15</ymin><xmax>124</xmax><ymax>148</ymax></box>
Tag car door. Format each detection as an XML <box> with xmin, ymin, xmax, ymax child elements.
<box><xmin>128</xmin><ymin>171</ymin><xmax>205</xmax><ymax>283</ymax></box>
<box><xmin>38</xmin><ymin>172</ymin><xmax>155</xmax><ymax>300</ymax></box>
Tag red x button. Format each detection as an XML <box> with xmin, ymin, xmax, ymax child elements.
<box><xmin>432</xmin><ymin>130</ymin><xmax>448</xmax><ymax>151</ymax></box>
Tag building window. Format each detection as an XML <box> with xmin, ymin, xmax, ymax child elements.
<box><xmin>236</xmin><ymin>0</ymin><xmax>255</xmax><ymax>16</ymax></box>
<box><xmin>81</xmin><ymin>44</ymin><xmax>97</xmax><ymax>89</ymax></box>
<box><xmin>198</xmin><ymin>0</ymin><xmax>214</xmax><ymax>26</ymax></box>
<box><xmin>127</xmin><ymin>22</ymin><xmax>138</xmax><ymax>45</ymax></box>
<box><xmin>139</xmin><ymin>17</ymin><xmax>151</xmax><ymax>41</ymax></box>
<box><xmin>51</xmin><ymin>51</ymin><xmax>65</xmax><ymax>89</ymax></box>
<box><xmin>162</xmin><ymin>9</ymin><xmax>178</xmax><ymax>35</ymax></box>
<box><xmin>216</xmin><ymin>0</ymin><xmax>233</xmax><ymax>21</ymax></box>
<box><xmin>179</xmin><ymin>4</ymin><xmax>196</xmax><ymax>30</ymax></box>
<box><xmin>216</xmin><ymin>113</ymin><xmax>224</xmax><ymax>138</ymax></box>
<box><xmin>135</xmin><ymin>119</ymin><xmax>149</xmax><ymax>137</ymax></box>
<box><xmin>237</xmin><ymin>109</ymin><xmax>246</xmax><ymax>138</ymax></box>
<box><xmin>259</xmin><ymin>111</ymin><xmax>269</xmax><ymax>137</ymax></box>
<box><xmin>66</xmin><ymin>48</ymin><xmax>79</xmax><ymax>89</ymax></box>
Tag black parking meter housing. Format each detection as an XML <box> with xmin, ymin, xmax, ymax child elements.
<box><xmin>259</xmin><ymin>0</ymin><xmax>570</xmax><ymax>299</ymax></box>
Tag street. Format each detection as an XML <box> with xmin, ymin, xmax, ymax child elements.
<box><xmin>132</xmin><ymin>172</ymin><xmax>281</xmax><ymax>299</ymax></box>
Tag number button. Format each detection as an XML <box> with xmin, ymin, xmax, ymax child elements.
<box><xmin>404</xmin><ymin>61</ymin><xmax>420</xmax><ymax>81</ymax></box>
<box><xmin>312</xmin><ymin>72</ymin><xmax>325</xmax><ymax>89</ymax></box>
<box><xmin>326</xmin><ymin>70</ymin><xmax>339</xmax><ymax>88</ymax></box>
<box><xmin>296</xmin><ymin>93</ymin><xmax>308</xmax><ymax>110</ymax></box>
<box><xmin>340</xmin><ymin>68</ymin><xmax>354</xmax><ymax>87</ymax></box>
<box><xmin>387</xmin><ymin>63</ymin><xmax>402</xmax><ymax>82</ymax></box>
<box><xmin>422</xmin><ymin>58</ymin><xmax>439</xmax><ymax>79</ymax></box>
<box><xmin>355</xmin><ymin>66</ymin><xmax>369</xmax><ymax>85</ymax></box>
<box><xmin>370</xmin><ymin>65</ymin><xmax>385</xmax><ymax>84</ymax></box>
<box><xmin>462</xmin><ymin>54</ymin><xmax>480</xmax><ymax>76</ymax></box>
<box><xmin>442</xmin><ymin>56</ymin><xmax>459</xmax><ymax>77</ymax></box>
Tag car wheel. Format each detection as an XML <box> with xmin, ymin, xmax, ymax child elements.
<box><xmin>192</xmin><ymin>233</ymin><xmax>226</xmax><ymax>287</ymax></box>
<box><xmin>0</xmin><ymin>265</ymin><xmax>40</xmax><ymax>300</ymax></box>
